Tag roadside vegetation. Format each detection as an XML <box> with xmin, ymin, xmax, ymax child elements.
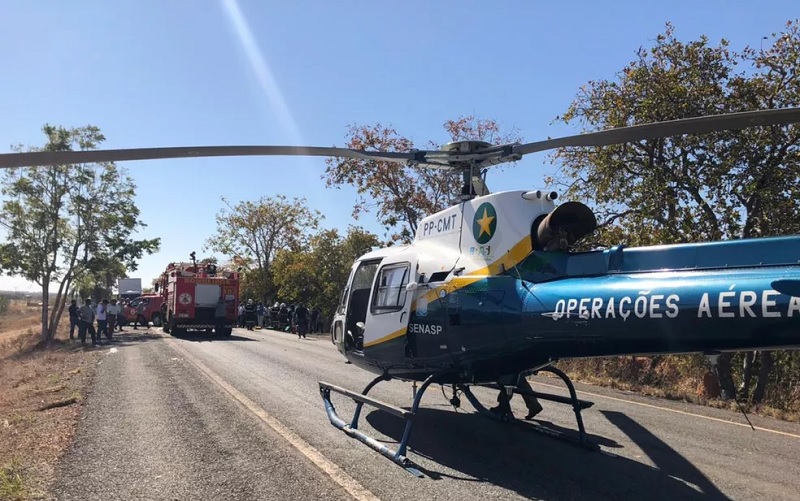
<box><xmin>0</xmin><ymin>299</ymin><xmax>99</xmax><ymax>500</ymax></box>
<box><xmin>557</xmin><ymin>354</ymin><xmax>800</xmax><ymax>422</ymax></box>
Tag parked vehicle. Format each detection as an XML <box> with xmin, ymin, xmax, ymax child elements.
<box><xmin>122</xmin><ymin>294</ymin><xmax>164</xmax><ymax>327</ymax></box>
<box><xmin>117</xmin><ymin>278</ymin><xmax>142</xmax><ymax>301</ymax></box>
<box><xmin>156</xmin><ymin>261</ymin><xmax>239</xmax><ymax>336</ymax></box>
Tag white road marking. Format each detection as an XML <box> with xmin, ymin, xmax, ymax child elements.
<box><xmin>533</xmin><ymin>380</ymin><xmax>800</xmax><ymax>439</ymax></box>
<box><xmin>167</xmin><ymin>339</ymin><xmax>382</xmax><ymax>501</ymax></box>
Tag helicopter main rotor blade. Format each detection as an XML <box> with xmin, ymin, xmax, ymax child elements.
<box><xmin>0</xmin><ymin>145</ymin><xmax>423</xmax><ymax>169</ymax></box>
<box><xmin>512</xmin><ymin>107</ymin><xmax>800</xmax><ymax>156</ymax></box>
<box><xmin>3</xmin><ymin>107</ymin><xmax>798</xmax><ymax>170</ymax></box>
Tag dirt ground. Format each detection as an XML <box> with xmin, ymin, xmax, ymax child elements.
<box><xmin>0</xmin><ymin>302</ymin><xmax>99</xmax><ymax>500</ymax></box>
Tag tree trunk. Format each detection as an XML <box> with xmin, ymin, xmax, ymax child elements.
<box><xmin>715</xmin><ymin>352</ymin><xmax>737</xmax><ymax>400</ymax></box>
<box><xmin>40</xmin><ymin>284</ymin><xmax>51</xmax><ymax>344</ymax></box>
<box><xmin>740</xmin><ymin>351</ymin><xmax>757</xmax><ymax>398</ymax></box>
<box><xmin>752</xmin><ymin>351</ymin><xmax>773</xmax><ymax>404</ymax></box>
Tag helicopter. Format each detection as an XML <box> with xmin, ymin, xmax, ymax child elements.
<box><xmin>3</xmin><ymin>107</ymin><xmax>800</xmax><ymax>477</ymax></box>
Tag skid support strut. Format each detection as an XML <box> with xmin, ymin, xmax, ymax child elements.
<box><xmin>460</xmin><ymin>365</ymin><xmax>598</xmax><ymax>451</ymax></box>
<box><xmin>319</xmin><ymin>373</ymin><xmax>439</xmax><ymax>477</ymax></box>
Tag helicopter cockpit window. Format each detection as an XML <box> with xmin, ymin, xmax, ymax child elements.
<box><xmin>351</xmin><ymin>262</ymin><xmax>379</xmax><ymax>290</ymax></box>
<box><xmin>371</xmin><ymin>263</ymin><xmax>410</xmax><ymax>313</ymax></box>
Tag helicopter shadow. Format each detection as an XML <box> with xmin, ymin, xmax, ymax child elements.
<box><xmin>365</xmin><ymin>407</ymin><xmax>731</xmax><ymax>500</ymax></box>
<box><xmin>600</xmin><ymin>410</ymin><xmax>729</xmax><ymax>500</ymax></box>
<box><xmin>523</xmin><ymin>417</ymin><xmax>623</xmax><ymax>449</ymax></box>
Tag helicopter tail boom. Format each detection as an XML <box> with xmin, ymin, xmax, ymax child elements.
<box><xmin>507</xmin><ymin>236</ymin><xmax>800</xmax><ymax>364</ymax></box>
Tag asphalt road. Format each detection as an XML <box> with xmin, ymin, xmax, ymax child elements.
<box><xmin>49</xmin><ymin>327</ymin><xmax>800</xmax><ymax>500</ymax></box>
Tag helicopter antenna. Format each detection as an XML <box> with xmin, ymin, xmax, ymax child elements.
<box><xmin>732</xmin><ymin>393</ymin><xmax>756</xmax><ymax>431</ymax></box>
<box><xmin>707</xmin><ymin>354</ymin><xmax>755</xmax><ymax>430</ymax></box>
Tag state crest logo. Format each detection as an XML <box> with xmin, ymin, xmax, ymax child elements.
<box><xmin>472</xmin><ymin>203</ymin><xmax>497</xmax><ymax>244</ymax></box>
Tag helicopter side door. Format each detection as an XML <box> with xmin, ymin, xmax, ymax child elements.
<box><xmin>332</xmin><ymin>259</ymin><xmax>381</xmax><ymax>355</ymax></box>
<box><xmin>361</xmin><ymin>256</ymin><xmax>417</xmax><ymax>362</ymax></box>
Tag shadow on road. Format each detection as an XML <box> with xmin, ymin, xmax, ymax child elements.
<box><xmin>365</xmin><ymin>407</ymin><xmax>731</xmax><ymax>500</ymax></box>
<box><xmin>75</xmin><ymin>330</ymin><xmax>163</xmax><ymax>350</ymax></box>
<box><xmin>169</xmin><ymin>331</ymin><xmax>256</xmax><ymax>343</ymax></box>
<box><xmin>521</xmin><ymin>417</ymin><xmax>623</xmax><ymax>449</ymax></box>
<box><xmin>601</xmin><ymin>410</ymin><xmax>729</xmax><ymax>500</ymax></box>
<box><xmin>257</xmin><ymin>328</ymin><xmax>330</xmax><ymax>341</ymax></box>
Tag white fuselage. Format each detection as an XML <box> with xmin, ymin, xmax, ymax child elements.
<box><xmin>345</xmin><ymin>190</ymin><xmax>557</xmax><ymax>349</ymax></box>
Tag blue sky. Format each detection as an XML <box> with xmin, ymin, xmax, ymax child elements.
<box><xmin>0</xmin><ymin>0</ymin><xmax>794</xmax><ymax>292</ymax></box>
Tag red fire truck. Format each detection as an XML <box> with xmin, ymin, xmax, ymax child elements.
<box><xmin>155</xmin><ymin>261</ymin><xmax>240</xmax><ymax>336</ymax></box>
<box><xmin>123</xmin><ymin>294</ymin><xmax>164</xmax><ymax>327</ymax></box>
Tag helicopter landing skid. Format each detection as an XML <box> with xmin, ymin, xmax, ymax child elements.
<box><xmin>319</xmin><ymin>372</ymin><xmax>441</xmax><ymax>478</ymax></box>
<box><xmin>460</xmin><ymin>366</ymin><xmax>599</xmax><ymax>451</ymax></box>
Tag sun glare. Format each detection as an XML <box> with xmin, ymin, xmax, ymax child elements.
<box><xmin>220</xmin><ymin>0</ymin><xmax>305</xmax><ymax>148</ymax></box>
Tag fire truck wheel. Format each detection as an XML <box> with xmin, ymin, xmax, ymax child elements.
<box><xmin>152</xmin><ymin>313</ymin><xmax>162</xmax><ymax>327</ymax></box>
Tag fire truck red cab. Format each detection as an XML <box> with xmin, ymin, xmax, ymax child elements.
<box><xmin>156</xmin><ymin>261</ymin><xmax>239</xmax><ymax>336</ymax></box>
<box><xmin>123</xmin><ymin>294</ymin><xmax>164</xmax><ymax>327</ymax></box>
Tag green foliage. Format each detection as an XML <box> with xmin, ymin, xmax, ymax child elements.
<box><xmin>0</xmin><ymin>124</ymin><xmax>160</xmax><ymax>341</ymax></box>
<box><xmin>553</xmin><ymin>20</ymin><xmax>800</xmax><ymax>407</ymax></box>
<box><xmin>272</xmin><ymin>226</ymin><xmax>380</xmax><ymax>321</ymax></box>
<box><xmin>553</xmin><ymin>20</ymin><xmax>800</xmax><ymax>248</ymax></box>
<box><xmin>205</xmin><ymin>194</ymin><xmax>323</xmax><ymax>301</ymax></box>
<box><xmin>324</xmin><ymin>116</ymin><xmax>521</xmax><ymax>243</ymax></box>
<box><xmin>72</xmin><ymin>254</ymin><xmax>128</xmax><ymax>301</ymax></box>
<box><xmin>0</xmin><ymin>459</ymin><xmax>28</xmax><ymax>500</ymax></box>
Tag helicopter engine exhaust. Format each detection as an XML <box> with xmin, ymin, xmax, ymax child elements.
<box><xmin>533</xmin><ymin>201</ymin><xmax>598</xmax><ymax>251</ymax></box>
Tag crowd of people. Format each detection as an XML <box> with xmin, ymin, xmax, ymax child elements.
<box><xmin>237</xmin><ymin>300</ymin><xmax>325</xmax><ymax>339</ymax></box>
<box><xmin>67</xmin><ymin>297</ymin><xmax>148</xmax><ymax>346</ymax></box>
<box><xmin>65</xmin><ymin>294</ymin><xmax>326</xmax><ymax>345</ymax></box>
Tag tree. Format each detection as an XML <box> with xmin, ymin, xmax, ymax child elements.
<box><xmin>324</xmin><ymin>116</ymin><xmax>521</xmax><ymax>243</ymax></box>
<box><xmin>71</xmin><ymin>255</ymin><xmax>128</xmax><ymax>301</ymax></box>
<box><xmin>205</xmin><ymin>194</ymin><xmax>322</xmax><ymax>301</ymax></box>
<box><xmin>273</xmin><ymin>226</ymin><xmax>380</xmax><ymax>321</ymax></box>
<box><xmin>552</xmin><ymin>21</ymin><xmax>800</xmax><ymax>400</ymax></box>
<box><xmin>0</xmin><ymin>124</ymin><xmax>160</xmax><ymax>342</ymax></box>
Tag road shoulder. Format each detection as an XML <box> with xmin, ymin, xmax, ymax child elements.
<box><xmin>1</xmin><ymin>335</ymin><xmax>100</xmax><ymax>500</ymax></box>
<box><xmin>46</xmin><ymin>331</ymin><xmax>354</xmax><ymax>501</ymax></box>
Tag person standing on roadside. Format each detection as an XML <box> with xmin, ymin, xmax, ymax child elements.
<box><xmin>490</xmin><ymin>374</ymin><xmax>543</xmax><ymax>420</ymax></box>
<box><xmin>133</xmin><ymin>300</ymin><xmax>148</xmax><ymax>329</ymax></box>
<box><xmin>294</xmin><ymin>302</ymin><xmax>308</xmax><ymax>339</ymax></box>
<box><xmin>106</xmin><ymin>298</ymin><xmax>120</xmax><ymax>338</ymax></box>
<box><xmin>68</xmin><ymin>299</ymin><xmax>79</xmax><ymax>340</ymax></box>
<box><xmin>78</xmin><ymin>298</ymin><xmax>97</xmax><ymax>346</ymax></box>
<box><xmin>256</xmin><ymin>301</ymin><xmax>265</xmax><ymax>328</ymax></box>
<box><xmin>215</xmin><ymin>296</ymin><xmax>228</xmax><ymax>335</ymax></box>
<box><xmin>96</xmin><ymin>299</ymin><xmax>109</xmax><ymax>342</ymax></box>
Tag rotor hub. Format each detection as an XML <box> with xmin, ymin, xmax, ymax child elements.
<box><xmin>440</xmin><ymin>140</ymin><xmax>493</xmax><ymax>155</ymax></box>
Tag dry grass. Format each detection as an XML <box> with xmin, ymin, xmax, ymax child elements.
<box><xmin>0</xmin><ymin>301</ymin><xmax>42</xmax><ymax>347</ymax></box>
<box><xmin>0</xmin><ymin>306</ymin><xmax>99</xmax><ymax>500</ymax></box>
<box><xmin>556</xmin><ymin>357</ymin><xmax>800</xmax><ymax>423</ymax></box>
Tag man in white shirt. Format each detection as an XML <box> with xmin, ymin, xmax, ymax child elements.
<box><xmin>107</xmin><ymin>298</ymin><xmax>121</xmax><ymax>336</ymax></box>
<box><xmin>96</xmin><ymin>299</ymin><xmax>109</xmax><ymax>341</ymax></box>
